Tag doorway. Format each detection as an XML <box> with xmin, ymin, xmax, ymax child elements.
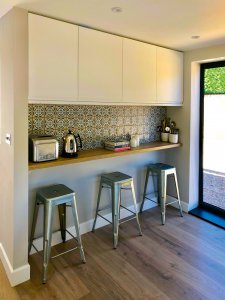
<box><xmin>190</xmin><ymin>61</ymin><xmax>225</xmax><ymax>227</ymax></box>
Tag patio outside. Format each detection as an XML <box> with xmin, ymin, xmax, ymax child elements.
<box><xmin>203</xmin><ymin>94</ymin><xmax>225</xmax><ymax>209</ymax></box>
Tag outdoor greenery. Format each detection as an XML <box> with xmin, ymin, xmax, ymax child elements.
<box><xmin>204</xmin><ymin>67</ymin><xmax>225</xmax><ymax>94</ymax></box>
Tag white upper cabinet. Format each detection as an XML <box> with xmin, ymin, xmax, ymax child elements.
<box><xmin>29</xmin><ymin>14</ymin><xmax>78</xmax><ymax>101</ymax></box>
<box><xmin>78</xmin><ymin>27</ymin><xmax>122</xmax><ymax>102</ymax></box>
<box><xmin>123</xmin><ymin>38</ymin><xmax>156</xmax><ymax>103</ymax></box>
<box><xmin>28</xmin><ymin>14</ymin><xmax>183</xmax><ymax>105</ymax></box>
<box><xmin>156</xmin><ymin>47</ymin><xmax>183</xmax><ymax>105</ymax></box>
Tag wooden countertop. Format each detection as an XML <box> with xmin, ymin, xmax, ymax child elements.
<box><xmin>28</xmin><ymin>141</ymin><xmax>181</xmax><ymax>171</ymax></box>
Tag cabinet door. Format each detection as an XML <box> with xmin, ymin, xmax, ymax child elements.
<box><xmin>29</xmin><ymin>14</ymin><xmax>78</xmax><ymax>101</ymax></box>
<box><xmin>123</xmin><ymin>38</ymin><xmax>156</xmax><ymax>103</ymax></box>
<box><xmin>156</xmin><ymin>47</ymin><xmax>183</xmax><ymax>104</ymax></box>
<box><xmin>78</xmin><ymin>27</ymin><xmax>122</xmax><ymax>102</ymax></box>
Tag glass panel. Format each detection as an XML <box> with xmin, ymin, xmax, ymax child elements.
<box><xmin>203</xmin><ymin>68</ymin><xmax>225</xmax><ymax>210</ymax></box>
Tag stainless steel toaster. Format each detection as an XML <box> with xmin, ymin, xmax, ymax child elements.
<box><xmin>29</xmin><ymin>135</ymin><xmax>59</xmax><ymax>162</ymax></box>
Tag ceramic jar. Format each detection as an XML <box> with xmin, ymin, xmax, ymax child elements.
<box><xmin>130</xmin><ymin>135</ymin><xmax>140</xmax><ymax>147</ymax></box>
<box><xmin>161</xmin><ymin>132</ymin><xmax>169</xmax><ymax>142</ymax></box>
<box><xmin>169</xmin><ymin>133</ymin><xmax>179</xmax><ymax>143</ymax></box>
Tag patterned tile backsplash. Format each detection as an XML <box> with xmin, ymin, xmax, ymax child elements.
<box><xmin>28</xmin><ymin>104</ymin><xmax>166</xmax><ymax>154</ymax></box>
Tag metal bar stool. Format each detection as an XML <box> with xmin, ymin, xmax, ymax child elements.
<box><xmin>140</xmin><ymin>163</ymin><xmax>183</xmax><ymax>224</ymax></box>
<box><xmin>29</xmin><ymin>184</ymin><xmax>86</xmax><ymax>283</ymax></box>
<box><xmin>92</xmin><ymin>172</ymin><xmax>142</xmax><ymax>248</ymax></box>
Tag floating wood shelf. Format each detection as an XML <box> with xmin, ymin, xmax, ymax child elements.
<box><xmin>28</xmin><ymin>141</ymin><xmax>181</xmax><ymax>171</ymax></box>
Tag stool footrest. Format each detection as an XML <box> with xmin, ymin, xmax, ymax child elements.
<box><xmin>30</xmin><ymin>243</ymin><xmax>41</xmax><ymax>255</ymax></box>
<box><xmin>51</xmin><ymin>246</ymin><xmax>78</xmax><ymax>259</ymax></box>
<box><xmin>144</xmin><ymin>197</ymin><xmax>158</xmax><ymax>204</ymax></box>
<box><xmin>119</xmin><ymin>216</ymin><xmax>137</xmax><ymax>225</ymax></box>
<box><xmin>65</xmin><ymin>229</ymin><xmax>78</xmax><ymax>242</ymax></box>
<box><xmin>97</xmin><ymin>205</ymin><xmax>138</xmax><ymax>226</ymax></box>
<box><xmin>97</xmin><ymin>213</ymin><xmax>112</xmax><ymax>224</ymax></box>
<box><xmin>165</xmin><ymin>199</ymin><xmax>179</xmax><ymax>206</ymax></box>
<box><xmin>120</xmin><ymin>204</ymin><xmax>136</xmax><ymax>215</ymax></box>
<box><xmin>30</xmin><ymin>229</ymin><xmax>79</xmax><ymax>255</ymax></box>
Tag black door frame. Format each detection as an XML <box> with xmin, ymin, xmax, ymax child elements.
<box><xmin>199</xmin><ymin>60</ymin><xmax>225</xmax><ymax>216</ymax></box>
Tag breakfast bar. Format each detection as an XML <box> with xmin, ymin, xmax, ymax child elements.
<box><xmin>29</xmin><ymin>142</ymin><xmax>181</xmax><ymax>170</ymax></box>
<box><xmin>28</xmin><ymin>142</ymin><xmax>181</xmax><ymax>253</ymax></box>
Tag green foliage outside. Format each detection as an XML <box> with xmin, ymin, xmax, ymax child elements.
<box><xmin>204</xmin><ymin>67</ymin><xmax>225</xmax><ymax>94</ymax></box>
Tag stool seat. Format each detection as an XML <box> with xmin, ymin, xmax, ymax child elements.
<box><xmin>92</xmin><ymin>172</ymin><xmax>142</xmax><ymax>248</ymax></box>
<box><xmin>37</xmin><ymin>184</ymin><xmax>74</xmax><ymax>201</ymax></box>
<box><xmin>101</xmin><ymin>172</ymin><xmax>132</xmax><ymax>183</ymax></box>
<box><xmin>148</xmin><ymin>163</ymin><xmax>175</xmax><ymax>171</ymax></box>
<box><xmin>140</xmin><ymin>163</ymin><xmax>183</xmax><ymax>224</ymax></box>
<box><xmin>29</xmin><ymin>184</ymin><xmax>86</xmax><ymax>283</ymax></box>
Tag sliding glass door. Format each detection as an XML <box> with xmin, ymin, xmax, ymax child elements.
<box><xmin>199</xmin><ymin>61</ymin><xmax>225</xmax><ymax>214</ymax></box>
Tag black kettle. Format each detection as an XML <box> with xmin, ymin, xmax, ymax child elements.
<box><xmin>62</xmin><ymin>130</ymin><xmax>82</xmax><ymax>157</ymax></box>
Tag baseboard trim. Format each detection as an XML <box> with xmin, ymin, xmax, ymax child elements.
<box><xmin>0</xmin><ymin>243</ymin><xmax>30</xmax><ymax>287</ymax></box>
<box><xmin>167</xmin><ymin>196</ymin><xmax>189</xmax><ymax>213</ymax></box>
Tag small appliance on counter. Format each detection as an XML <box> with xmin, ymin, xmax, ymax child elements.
<box><xmin>29</xmin><ymin>135</ymin><xmax>59</xmax><ymax>162</ymax></box>
<box><xmin>62</xmin><ymin>130</ymin><xmax>82</xmax><ymax>158</ymax></box>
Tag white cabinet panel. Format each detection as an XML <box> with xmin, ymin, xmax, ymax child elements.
<box><xmin>78</xmin><ymin>27</ymin><xmax>122</xmax><ymax>102</ymax></box>
<box><xmin>156</xmin><ymin>47</ymin><xmax>183</xmax><ymax>104</ymax></box>
<box><xmin>29</xmin><ymin>14</ymin><xmax>78</xmax><ymax>101</ymax></box>
<box><xmin>123</xmin><ymin>38</ymin><xmax>156</xmax><ymax>103</ymax></box>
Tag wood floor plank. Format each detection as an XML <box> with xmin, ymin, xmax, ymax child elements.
<box><xmin>119</xmin><ymin>225</ymin><xmax>225</xmax><ymax>300</ymax></box>
<box><xmin>0</xmin><ymin>261</ymin><xmax>20</xmax><ymax>300</ymax></box>
<box><xmin>97</xmin><ymin>225</ymin><xmax>208</xmax><ymax>300</ymax></box>
<box><xmin>16</xmin><ymin>249</ymin><xmax>89</xmax><ymax>300</ymax></box>
<box><xmin>82</xmin><ymin>232</ymin><xmax>170</xmax><ymax>300</ymax></box>
<box><xmin>0</xmin><ymin>207</ymin><xmax>225</xmax><ymax>299</ymax></box>
<box><xmin>141</xmin><ymin>217</ymin><xmax>225</xmax><ymax>288</ymax></box>
<box><xmin>56</xmin><ymin>242</ymin><xmax>133</xmax><ymax>300</ymax></box>
<box><xmin>144</xmin><ymin>208</ymin><xmax>225</xmax><ymax>269</ymax></box>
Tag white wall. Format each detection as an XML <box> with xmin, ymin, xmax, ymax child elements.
<box><xmin>0</xmin><ymin>8</ymin><xmax>29</xmax><ymax>286</ymax></box>
<box><xmin>167</xmin><ymin>43</ymin><xmax>225</xmax><ymax>210</ymax></box>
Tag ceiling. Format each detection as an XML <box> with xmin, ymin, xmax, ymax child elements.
<box><xmin>1</xmin><ymin>0</ymin><xmax>225</xmax><ymax>51</ymax></box>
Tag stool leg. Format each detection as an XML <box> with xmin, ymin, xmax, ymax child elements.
<box><xmin>174</xmin><ymin>171</ymin><xmax>183</xmax><ymax>217</ymax></box>
<box><xmin>112</xmin><ymin>184</ymin><xmax>120</xmax><ymax>249</ymax></box>
<box><xmin>119</xmin><ymin>189</ymin><xmax>122</xmax><ymax>221</ymax></box>
<box><xmin>29</xmin><ymin>199</ymin><xmax>40</xmax><ymax>253</ymax></box>
<box><xmin>157</xmin><ymin>174</ymin><xmax>161</xmax><ymax>205</ymax></box>
<box><xmin>140</xmin><ymin>168</ymin><xmax>150</xmax><ymax>213</ymax></box>
<box><xmin>130</xmin><ymin>180</ymin><xmax>142</xmax><ymax>236</ymax></box>
<box><xmin>71</xmin><ymin>194</ymin><xmax>86</xmax><ymax>263</ymax></box>
<box><xmin>160</xmin><ymin>173</ymin><xmax>167</xmax><ymax>225</ymax></box>
<box><xmin>43</xmin><ymin>202</ymin><xmax>54</xmax><ymax>284</ymax></box>
<box><xmin>92</xmin><ymin>179</ymin><xmax>103</xmax><ymax>232</ymax></box>
<box><xmin>58</xmin><ymin>204</ymin><xmax>66</xmax><ymax>242</ymax></box>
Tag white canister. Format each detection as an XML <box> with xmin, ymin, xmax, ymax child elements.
<box><xmin>130</xmin><ymin>135</ymin><xmax>140</xmax><ymax>147</ymax></box>
<box><xmin>161</xmin><ymin>132</ymin><xmax>169</xmax><ymax>142</ymax></box>
<box><xmin>169</xmin><ymin>133</ymin><xmax>179</xmax><ymax>143</ymax></box>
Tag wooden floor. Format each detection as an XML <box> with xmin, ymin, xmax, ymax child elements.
<box><xmin>1</xmin><ymin>207</ymin><xmax>225</xmax><ymax>300</ymax></box>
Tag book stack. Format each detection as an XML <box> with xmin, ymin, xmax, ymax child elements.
<box><xmin>104</xmin><ymin>140</ymin><xmax>131</xmax><ymax>152</ymax></box>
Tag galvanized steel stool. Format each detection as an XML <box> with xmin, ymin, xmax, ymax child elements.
<box><xmin>29</xmin><ymin>184</ymin><xmax>86</xmax><ymax>283</ymax></box>
<box><xmin>92</xmin><ymin>172</ymin><xmax>142</xmax><ymax>248</ymax></box>
<box><xmin>140</xmin><ymin>163</ymin><xmax>183</xmax><ymax>224</ymax></box>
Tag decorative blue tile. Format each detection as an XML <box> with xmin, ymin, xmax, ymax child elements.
<box><xmin>29</xmin><ymin>104</ymin><xmax>166</xmax><ymax>153</ymax></box>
